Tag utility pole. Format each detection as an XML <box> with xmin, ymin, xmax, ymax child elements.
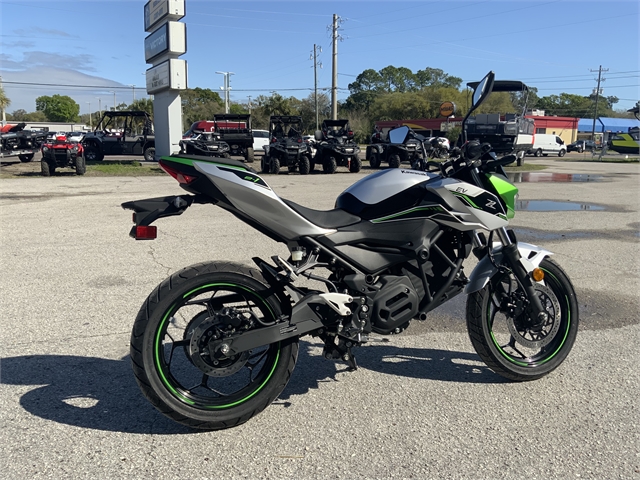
<box><xmin>87</xmin><ymin>101</ymin><xmax>92</xmax><ymax>128</ymax></box>
<box><xmin>216</xmin><ymin>71</ymin><xmax>234</xmax><ymax>114</ymax></box>
<box><xmin>96</xmin><ymin>97</ymin><xmax>102</xmax><ymax>118</ymax></box>
<box><xmin>130</xmin><ymin>85</ymin><xmax>136</xmax><ymax>103</ymax></box>
<box><xmin>331</xmin><ymin>14</ymin><xmax>338</xmax><ymax>120</ymax></box>
<box><xmin>248</xmin><ymin>95</ymin><xmax>252</xmax><ymax>114</ymax></box>
<box><xmin>590</xmin><ymin>65</ymin><xmax>608</xmax><ymax>142</ymax></box>
<box><xmin>310</xmin><ymin>44</ymin><xmax>322</xmax><ymax>130</ymax></box>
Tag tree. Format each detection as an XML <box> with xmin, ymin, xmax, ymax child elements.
<box><xmin>0</xmin><ymin>85</ymin><xmax>11</xmax><ymax>122</ymax></box>
<box><xmin>510</xmin><ymin>86</ymin><xmax>539</xmax><ymax>114</ymax></box>
<box><xmin>415</xmin><ymin>67</ymin><xmax>462</xmax><ymax>89</ymax></box>
<box><xmin>180</xmin><ymin>87</ymin><xmax>224</xmax><ymax>130</ymax></box>
<box><xmin>128</xmin><ymin>98</ymin><xmax>154</xmax><ymax>115</ymax></box>
<box><xmin>35</xmin><ymin>94</ymin><xmax>80</xmax><ymax>122</ymax></box>
<box><xmin>535</xmin><ymin>93</ymin><xmax>594</xmax><ymax>118</ymax></box>
<box><xmin>258</xmin><ymin>92</ymin><xmax>294</xmax><ymax>117</ymax></box>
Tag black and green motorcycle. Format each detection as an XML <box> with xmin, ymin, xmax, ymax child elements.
<box><xmin>122</xmin><ymin>71</ymin><xmax>579</xmax><ymax>430</ymax></box>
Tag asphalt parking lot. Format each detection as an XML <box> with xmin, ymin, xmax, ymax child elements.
<box><xmin>1</xmin><ymin>158</ymin><xmax>638</xmax><ymax>479</ymax></box>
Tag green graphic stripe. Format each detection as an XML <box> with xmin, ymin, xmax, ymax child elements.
<box><xmin>161</xmin><ymin>156</ymin><xmax>248</xmax><ymax>172</ymax></box>
<box><xmin>452</xmin><ymin>192</ymin><xmax>479</xmax><ymax>209</ymax></box>
<box><xmin>154</xmin><ymin>282</ymin><xmax>277</xmax><ymax>408</ymax></box>
<box><xmin>371</xmin><ymin>205</ymin><xmax>443</xmax><ymax>223</ymax></box>
<box><xmin>490</xmin><ymin>268</ymin><xmax>571</xmax><ymax>366</ymax></box>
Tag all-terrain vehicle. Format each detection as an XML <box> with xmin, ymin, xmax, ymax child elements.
<box><xmin>213</xmin><ymin>114</ymin><xmax>254</xmax><ymax>162</ymax></box>
<box><xmin>366</xmin><ymin>125</ymin><xmax>426</xmax><ymax>169</ymax></box>
<box><xmin>40</xmin><ymin>133</ymin><xmax>85</xmax><ymax>176</ymax></box>
<box><xmin>313</xmin><ymin>119</ymin><xmax>361</xmax><ymax>174</ymax></box>
<box><xmin>82</xmin><ymin>111</ymin><xmax>155</xmax><ymax>162</ymax></box>
<box><xmin>262</xmin><ymin>115</ymin><xmax>312</xmax><ymax>175</ymax></box>
<box><xmin>0</xmin><ymin>123</ymin><xmax>47</xmax><ymax>162</ymax></box>
<box><xmin>179</xmin><ymin>131</ymin><xmax>231</xmax><ymax>158</ymax></box>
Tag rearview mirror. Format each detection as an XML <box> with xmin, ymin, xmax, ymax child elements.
<box><xmin>388</xmin><ymin>126</ymin><xmax>409</xmax><ymax>144</ymax></box>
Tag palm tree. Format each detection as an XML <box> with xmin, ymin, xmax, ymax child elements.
<box><xmin>0</xmin><ymin>84</ymin><xmax>10</xmax><ymax>124</ymax></box>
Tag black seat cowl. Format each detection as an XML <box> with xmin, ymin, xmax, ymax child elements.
<box><xmin>283</xmin><ymin>199</ymin><xmax>361</xmax><ymax>229</ymax></box>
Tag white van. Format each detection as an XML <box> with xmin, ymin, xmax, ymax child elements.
<box><xmin>528</xmin><ymin>134</ymin><xmax>567</xmax><ymax>157</ymax></box>
<box><xmin>252</xmin><ymin>129</ymin><xmax>270</xmax><ymax>153</ymax></box>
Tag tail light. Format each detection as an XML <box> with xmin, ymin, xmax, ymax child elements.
<box><xmin>159</xmin><ymin>160</ymin><xmax>198</xmax><ymax>184</ymax></box>
<box><xmin>134</xmin><ymin>225</ymin><xmax>157</xmax><ymax>240</ymax></box>
<box><xmin>271</xmin><ymin>137</ymin><xmax>277</xmax><ymax>143</ymax></box>
<box><xmin>297</xmin><ymin>138</ymin><xmax>302</xmax><ymax>143</ymax></box>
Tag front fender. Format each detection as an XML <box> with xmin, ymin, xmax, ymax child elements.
<box><xmin>465</xmin><ymin>242</ymin><xmax>552</xmax><ymax>294</ymax></box>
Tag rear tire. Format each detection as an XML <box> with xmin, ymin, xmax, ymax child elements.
<box><xmin>388</xmin><ymin>154</ymin><xmax>401</xmax><ymax>168</ymax></box>
<box><xmin>466</xmin><ymin>257</ymin><xmax>578</xmax><ymax>381</ymax></box>
<box><xmin>245</xmin><ymin>147</ymin><xmax>255</xmax><ymax>163</ymax></box>
<box><xmin>75</xmin><ymin>154</ymin><xmax>86</xmax><ymax>175</ymax></box>
<box><xmin>558</xmin><ymin>149</ymin><xmax>566</xmax><ymax>157</ymax></box>
<box><xmin>323</xmin><ymin>155</ymin><xmax>337</xmax><ymax>174</ymax></box>
<box><xmin>130</xmin><ymin>261</ymin><xmax>299</xmax><ymax>430</ymax></box>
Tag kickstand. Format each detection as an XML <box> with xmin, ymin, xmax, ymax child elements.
<box><xmin>343</xmin><ymin>348</ymin><xmax>358</xmax><ymax>371</ymax></box>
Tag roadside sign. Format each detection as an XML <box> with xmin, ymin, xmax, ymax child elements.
<box><xmin>439</xmin><ymin>101</ymin><xmax>456</xmax><ymax>117</ymax></box>
<box><xmin>144</xmin><ymin>0</ymin><xmax>185</xmax><ymax>32</ymax></box>
<box><xmin>146</xmin><ymin>59</ymin><xmax>187</xmax><ymax>94</ymax></box>
<box><xmin>144</xmin><ymin>22</ymin><xmax>186</xmax><ymax>63</ymax></box>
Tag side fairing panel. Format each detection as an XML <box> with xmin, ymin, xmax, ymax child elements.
<box><xmin>193</xmin><ymin>161</ymin><xmax>335</xmax><ymax>241</ymax></box>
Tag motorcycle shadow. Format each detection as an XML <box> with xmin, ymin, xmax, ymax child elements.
<box><xmin>1</xmin><ymin>354</ymin><xmax>193</xmax><ymax>435</ymax></box>
<box><xmin>1</xmin><ymin>344</ymin><xmax>505</xmax><ymax>433</ymax></box>
<box><xmin>279</xmin><ymin>341</ymin><xmax>507</xmax><ymax>403</ymax></box>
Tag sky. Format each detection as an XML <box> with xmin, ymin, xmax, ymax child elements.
<box><xmin>1</xmin><ymin>0</ymin><xmax>639</xmax><ymax>117</ymax></box>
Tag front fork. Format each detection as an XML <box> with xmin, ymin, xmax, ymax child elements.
<box><xmin>491</xmin><ymin>228</ymin><xmax>549</xmax><ymax>327</ymax></box>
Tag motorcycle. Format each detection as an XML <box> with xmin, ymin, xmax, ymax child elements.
<box><xmin>407</xmin><ymin>133</ymin><xmax>451</xmax><ymax>171</ymax></box>
<box><xmin>122</xmin><ymin>72</ymin><xmax>579</xmax><ymax>430</ymax></box>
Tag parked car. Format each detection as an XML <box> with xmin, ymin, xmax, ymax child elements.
<box><xmin>252</xmin><ymin>129</ymin><xmax>270</xmax><ymax>153</ymax></box>
<box><xmin>527</xmin><ymin>134</ymin><xmax>567</xmax><ymax>157</ymax></box>
<box><xmin>567</xmin><ymin>140</ymin><xmax>596</xmax><ymax>153</ymax></box>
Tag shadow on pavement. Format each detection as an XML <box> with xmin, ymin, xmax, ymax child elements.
<box><xmin>1</xmin><ymin>343</ymin><xmax>504</xmax><ymax>433</ymax></box>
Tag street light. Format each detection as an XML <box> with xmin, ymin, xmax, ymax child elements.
<box><xmin>215</xmin><ymin>71</ymin><xmax>234</xmax><ymax>114</ymax></box>
<box><xmin>95</xmin><ymin>97</ymin><xmax>102</xmax><ymax>118</ymax></box>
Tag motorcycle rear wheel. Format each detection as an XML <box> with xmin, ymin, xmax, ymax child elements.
<box><xmin>466</xmin><ymin>257</ymin><xmax>578</xmax><ymax>381</ymax></box>
<box><xmin>130</xmin><ymin>261</ymin><xmax>298</xmax><ymax>430</ymax></box>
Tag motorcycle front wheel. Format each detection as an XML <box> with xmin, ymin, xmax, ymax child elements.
<box><xmin>130</xmin><ymin>261</ymin><xmax>298</xmax><ymax>430</ymax></box>
<box><xmin>466</xmin><ymin>258</ymin><xmax>578</xmax><ymax>381</ymax></box>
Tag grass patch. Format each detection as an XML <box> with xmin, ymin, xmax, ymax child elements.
<box><xmin>504</xmin><ymin>163</ymin><xmax>547</xmax><ymax>172</ymax></box>
<box><xmin>86</xmin><ymin>160</ymin><xmax>165</xmax><ymax>176</ymax></box>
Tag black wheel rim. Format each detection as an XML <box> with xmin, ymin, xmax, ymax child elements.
<box><xmin>486</xmin><ymin>268</ymin><xmax>572</xmax><ymax>367</ymax></box>
<box><xmin>153</xmin><ymin>283</ymin><xmax>281</xmax><ymax>410</ymax></box>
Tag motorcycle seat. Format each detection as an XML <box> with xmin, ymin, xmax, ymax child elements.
<box><xmin>282</xmin><ymin>199</ymin><xmax>361</xmax><ymax>229</ymax></box>
<box><xmin>171</xmin><ymin>153</ymin><xmax>257</xmax><ymax>174</ymax></box>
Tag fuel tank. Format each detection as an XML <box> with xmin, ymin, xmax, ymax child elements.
<box><xmin>335</xmin><ymin>168</ymin><xmax>440</xmax><ymax>220</ymax></box>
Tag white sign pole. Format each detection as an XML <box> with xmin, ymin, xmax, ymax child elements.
<box><xmin>143</xmin><ymin>0</ymin><xmax>186</xmax><ymax>160</ymax></box>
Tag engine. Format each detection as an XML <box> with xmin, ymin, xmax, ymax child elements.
<box><xmin>369</xmin><ymin>276</ymin><xmax>419</xmax><ymax>335</ymax></box>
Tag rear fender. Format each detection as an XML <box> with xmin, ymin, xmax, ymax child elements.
<box><xmin>121</xmin><ymin>195</ymin><xmax>204</xmax><ymax>238</ymax></box>
<box><xmin>465</xmin><ymin>242</ymin><xmax>552</xmax><ymax>294</ymax></box>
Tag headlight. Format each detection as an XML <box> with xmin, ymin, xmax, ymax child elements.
<box><xmin>42</xmin><ymin>146</ymin><xmax>49</xmax><ymax>152</ymax></box>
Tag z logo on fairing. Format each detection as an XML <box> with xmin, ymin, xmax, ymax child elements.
<box><xmin>486</xmin><ymin>199</ymin><xmax>497</xmax><ymax>209</ymax></box>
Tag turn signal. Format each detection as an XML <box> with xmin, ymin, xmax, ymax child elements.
<box><xmin>531</xmin><ymin>268</ymin><xmax>545</xmax><ymax>282</ymax></box>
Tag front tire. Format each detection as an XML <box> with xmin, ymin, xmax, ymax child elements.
<box><xmin>245</xmin><ymin>147</ymin><xmax>254</xmax><ymax>163</ymax></box>
<box><xmin>388</xmin><ymin>153</ymin><xmax>401</xmax><ymax>168</ymax></box>
<box><xmin>75</xmin><ymin>154</ymin><xmax>86</xmax><ymax>175</ymax></box>
<box><xmin>349</xmin><ymin>156</ymin><xmax>362</xmax><ymax>173</ymax></box>
<box><xmin>41</xmin><ymin>157</ymin><xmax>55</xmax><ymax>176</ymax></box>
<box><xmin>130</xmin><ymin>261</ymin><xmax>299</xmax><ymax>430</ymax></box>
<box><xmin>558</xmin><ymin>149</ymin><xmax>566</xmax><ymax>157</ymax></box>
<box><xmin>298</xmin><ymin>154</ymin><xmax>311</xmax><ymax>175</ymax></box>
<box><xmin>270</xmin><ymin>156</ymin><xmax>280</xmax><ymax>175</ymax></box>
<box><xmin>466</xmin><ymin>258</ymin><xmax>578</xmax><ymax>381</ymax></box>
<box><xmin>323</xmin><ymin>155</ymin><xmax>337</xmax><ymax>174</ymax></box>
<box><xmin>144</xmin><ymin>146</ymin><xmax>156</xmax><ymax>162</ymax></box>
<box><xmin>534</xmin><ymin>149</ymin><xmax>543</xmax><ymax>157</ymax></box>
<box><xmin>369</xmin><ymin>150</ymin><xmax>381</xmax><ymax>169</ymax></box>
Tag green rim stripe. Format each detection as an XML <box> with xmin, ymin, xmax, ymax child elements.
<box><xmin>161</xmin><ymin>156</ymin><xmax>248</xmax><ymax>172</ymax></box>
<box><xmin>490</xmin><ymin>268</ymin><xmax>571</xmax><ymax>366</ymax></box>
<box><xmin>154</xmin><ymin>282</ymin><xmax>277</xmax><ymax>409</ymax></box>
